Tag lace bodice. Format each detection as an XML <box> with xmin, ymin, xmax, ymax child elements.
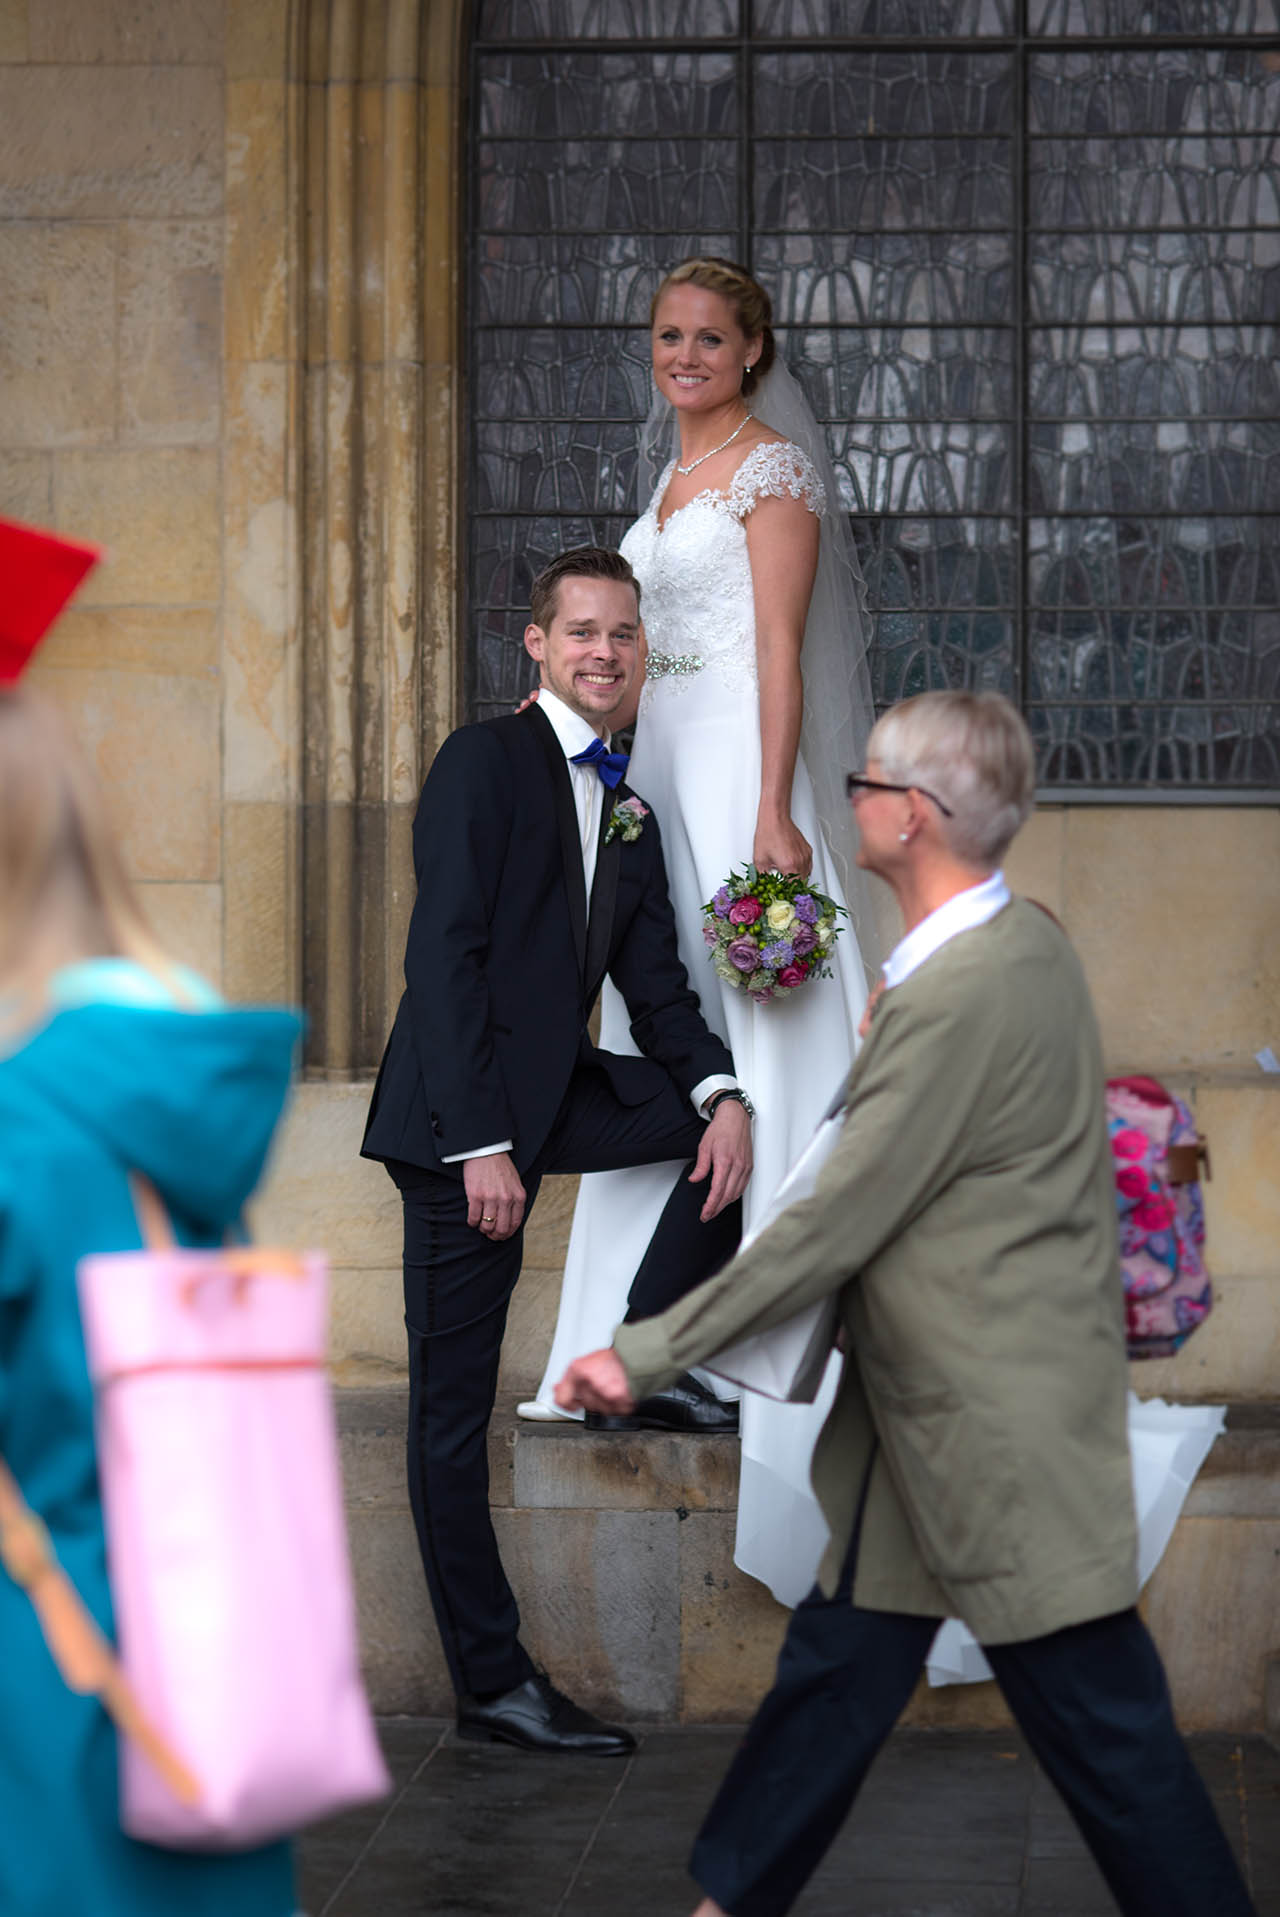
<box><xmin>621</xmin><ymin>440</ymin><xmax>826</xmax><ymax>704</ymax></box>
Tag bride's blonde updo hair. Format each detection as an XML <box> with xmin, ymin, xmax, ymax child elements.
<box><xmin>650</xmin><ymin>257</ymin><xmax>776</xmax><ymax>399</ymax></box>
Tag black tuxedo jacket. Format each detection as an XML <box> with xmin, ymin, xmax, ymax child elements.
<box><xmin>361</xmin><ymin>704</ymin><xmax>733</xmax><ymax>1176</ymax></box>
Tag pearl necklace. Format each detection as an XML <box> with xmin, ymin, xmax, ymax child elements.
<box><xmin>674</xmin><ymin>410</ymin><xmax>753</xmax><ymax>476</ymax></box>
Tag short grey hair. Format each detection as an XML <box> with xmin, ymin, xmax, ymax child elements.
<box><xmin>867</xmin><ymin>691</ymin><xmax>1035</xmax><ymax>867</ymax></box>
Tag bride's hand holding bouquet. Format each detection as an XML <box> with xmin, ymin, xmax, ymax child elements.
<box><xmin>752</xmin><ymin>807</ymin><xmax>812</xmax><ymax>882</ymax></box>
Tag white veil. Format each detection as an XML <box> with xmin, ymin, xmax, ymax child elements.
<box><xmin>639</xmin><ymin>359</ymin><xmax>885</xmax><ymax>981</ymax></box>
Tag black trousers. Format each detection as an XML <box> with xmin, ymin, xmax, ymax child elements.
<box><xmin>692</xmin><ymin>1572</ymin><xmax>1256</xmax><ymax>1917</ymax></box>
<box><xmin>390</xmin><ymin>1064</ymin><xmax>741</xmax><ymax>1699</ymax></box>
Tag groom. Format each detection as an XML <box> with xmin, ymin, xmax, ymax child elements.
<box><xmin>362</xmin><ymin>546</ymin><xmax>753</xmax><ymax>1755</ymax></box>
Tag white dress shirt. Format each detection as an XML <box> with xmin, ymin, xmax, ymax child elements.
<box><xmin>535</xmin><ymin>687</ymin><xmax>610</xmax><ymax>895</ymax></box>
<box><xmin>446</xmin><ymin>688</ymin><xmax>738</xmax><ymax>1164</ymax></box>
<box><xmin>881</xmin><ymin>869</ymin><xmax>1011</xmax><ymax>990</ymax></box>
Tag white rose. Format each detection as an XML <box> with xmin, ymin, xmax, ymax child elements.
<box><xmin>765</xmin><ymin>900</ymin><xmax>796</xmax><ymax>933</ymax></box>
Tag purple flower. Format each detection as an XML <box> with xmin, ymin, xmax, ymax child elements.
<box><xmin>793</xmin><ymin>894</ymin><xmax>819</xmax><ymax>924</ymax></box>
<box><xmin>726</xmin><ymin>936</ymin><xmax>759</xmax><ymax>972</ymax></box>
<box><xmin>712</xmin><ymin>885</ymin><xmax>733</xmax><ymax>918</ymax></box>
<box><xmin>760</xmin><ymin>940</ymin><xmax>794</xmax><ymax>969</ymax></box>
<box><xmin>791</xmin><ymin>923</ymin><xmax>818</xmax><ymax>957</ymax></box>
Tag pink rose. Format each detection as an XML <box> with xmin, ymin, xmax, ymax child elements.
<box><xmin>1134</xmin><ymin>1196</ymin><xmax>1176</xmax><ymax>1232</ymax></box>
<box><xmin>1110</xmin><ymin>1126</ymin><xmax>1149</xmax><ymax>1160</ymax></box>
<box><xmin>777</xmin><ymin>964</ymin><xmax>807</xmax><ymax>989</ymax></box>
<box><xmin>1116</xmin><ymin>1166</ymin><xmax>1148</xmax><ymax>1201</ymax></box>
<box><xmin>726</xmin><ymin>937</ymin><xmax>759</xmax><ymax>971</ymax></box>
<box><xmin>728</xmin><ymin>897</ymin><xmax>762</xmax><ymax>926</ymax></box>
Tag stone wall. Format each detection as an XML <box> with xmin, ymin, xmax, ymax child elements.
<box><xmin>1</xmin><ymin>0</ymin><xmax>297</xmax><ymax>1004</ymax></box>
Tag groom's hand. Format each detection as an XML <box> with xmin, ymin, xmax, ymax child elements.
<box><xmin>463</xmin><ymin>1151</ymin><xmax>526</xmax><ymax>1240</ymax></box>
<box><xmin>689</xmin><ymin>1101</ymin><xmax>753</xmax><ymax>1222</ymax></box>
<box><xmin>555</xmin><ymin>1348</ymin><xmax>635</xmax><ymax>1415</ymax></box>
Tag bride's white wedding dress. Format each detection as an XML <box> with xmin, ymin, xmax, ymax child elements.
<box><xmin>526</xmin><ymin>437</ymin><xmax>865</xmax><ymax>1599</ymax></box>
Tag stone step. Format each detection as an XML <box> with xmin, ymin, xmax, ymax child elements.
<box><xmin>340</xmin><ymin>1386</ymin><xmax>1280</xmax><ymax>1733</ymax></box>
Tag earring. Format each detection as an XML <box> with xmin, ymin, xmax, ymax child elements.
<box><xmin>898</xmin><ymin>831</ymin><xmax>910</xmax><ymax>843</ymax></box>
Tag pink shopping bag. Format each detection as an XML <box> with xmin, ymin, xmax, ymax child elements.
<box><xmin>76</xmin><ymin>1180</ymin><xmax>389</xmax><ymax>1850</ymax></box>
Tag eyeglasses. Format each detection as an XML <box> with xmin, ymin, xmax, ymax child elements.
<box><xmin>844</xmin><ymin>772</ymin><xmax>954</xmax><ymax>819</ymax></box>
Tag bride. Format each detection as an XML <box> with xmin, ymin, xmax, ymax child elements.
<box><xmin>519</xmin><ymin>256</ymin><xmax>883</xmax><ymax>1604</ymax></box>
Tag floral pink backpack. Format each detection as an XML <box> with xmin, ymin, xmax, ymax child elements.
<box><xmin>1106</xmin><ymin>1075</ymin><xmax>1212</xmax><ymax>1359</ymax></box>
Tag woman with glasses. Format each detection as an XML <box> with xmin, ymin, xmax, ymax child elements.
<box><xmin>518</xmin><ymin>257</ymin><xmax>884</xmax><ymax>1611</ymax></box>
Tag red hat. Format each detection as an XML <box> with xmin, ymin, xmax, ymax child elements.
<box><xmin>0</xmin><ymin>518</ymin><xmax>101</xmax><ymax>685</ymax></box>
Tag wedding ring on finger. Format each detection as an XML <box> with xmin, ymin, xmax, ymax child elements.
<box><xmin>482</xmin><ymin>1214</ymin><xmax>496</xmax><ymax>1224</ymax></box>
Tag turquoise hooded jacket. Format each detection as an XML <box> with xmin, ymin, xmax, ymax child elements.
<box><xmin>0</xmin><ymin>994</ymin><xmax>302</xmax><ymax>1917</ymax></box>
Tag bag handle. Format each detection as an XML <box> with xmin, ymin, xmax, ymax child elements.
<box><xmin>0</xmin><ymin>1456</ymin><xmax>201</xmax><ymax>1807</ymax></box>
<box><xmin>129</xmin><ymin>1174</ymin><xmax>307</xmax><ymax>1283</ymax></box>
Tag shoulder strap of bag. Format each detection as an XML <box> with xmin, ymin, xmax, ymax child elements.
<box><xmin>0</xmin><ymin>1455</ymin><xmax>200</xmax><ymax>1805</ymax></box>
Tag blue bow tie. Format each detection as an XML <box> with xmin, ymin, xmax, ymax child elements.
<box><xmin>569</xmin><ymin>736</ymin><xmax>629</xmax><ymax>790</ymax></box>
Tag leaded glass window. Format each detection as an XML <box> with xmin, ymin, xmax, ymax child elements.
<box><xmin>468</xmin><ymin>6</ymin><xmax>1279</xmax><ymax>792</ymax></box>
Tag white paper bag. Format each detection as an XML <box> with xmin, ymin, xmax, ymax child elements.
<box><xmin>705</xmin><ymin>1109</ymin><xmax>847</xmax><ymax>1404</ymax></box>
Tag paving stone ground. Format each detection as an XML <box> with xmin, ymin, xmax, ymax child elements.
<box><xmin>299</xmin><ymin>1721</ymin><xmax>1280</xmax><ymax>1916</ymax></box>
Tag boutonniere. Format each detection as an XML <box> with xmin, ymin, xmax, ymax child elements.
<box><xmin>605</xmin><ymin>796</ymin><xmax>648</xmax><ymax>845</ymax></box>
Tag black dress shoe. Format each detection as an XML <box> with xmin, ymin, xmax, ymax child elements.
<box><xmin>456</xmin><ymin>1673</ymin><xmax>636</xmax><ymax>1755</ymax></box>
<box><xmin>585</xmin><ymin>1372</ymin><xmax>739</xmax><ymax>1435</ymax></box>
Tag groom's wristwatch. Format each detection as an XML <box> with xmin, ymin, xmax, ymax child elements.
<box><xmin>705</xmin><ymin>1088</ymin><xmax>756</xmax><ymax>1122</ymax></box>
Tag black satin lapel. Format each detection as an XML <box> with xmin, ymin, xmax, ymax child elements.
<box><xmin>527</xmin><ymin>704</ymin><xmax>587</xmax><ymax>977</ymax></box>
<box><xmin>585</xmin><ymin>795</ymin><xmax>622</xmax><ymax>1001</ymax></box>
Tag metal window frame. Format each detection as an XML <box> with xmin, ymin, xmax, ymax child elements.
<box><xmin>466</xmin><ymin>5</ymin><xmax>1280</xmax><ymax>798</ymax></box>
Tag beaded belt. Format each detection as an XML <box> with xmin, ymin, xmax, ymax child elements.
<box><xmin>646</xmin><ymin>650</ymin><xmax>704</xmax><ymax>681</ymax></box>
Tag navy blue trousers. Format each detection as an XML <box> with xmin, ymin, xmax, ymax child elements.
<box><xmin>692</xmin><ymin>1586</ymin><xmax>1255</xmax><ymax>1917</ymax></box>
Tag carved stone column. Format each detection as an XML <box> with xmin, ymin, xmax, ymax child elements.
<box><xmin>291</xmin><ymin>0</ymin><xmax>463</xmax><ymax>1073</ymax></box>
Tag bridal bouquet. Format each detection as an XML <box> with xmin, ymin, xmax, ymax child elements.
<box><xmin>702</xmin><ymin>867</ymin><xmax>844</xmax><ymax>1004</ymax></box>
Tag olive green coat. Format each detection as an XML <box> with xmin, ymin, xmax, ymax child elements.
<box><xmin>614</xmin><ymin>899</ymin><xmax>1139</xmax><ymax>1644</ymax></box>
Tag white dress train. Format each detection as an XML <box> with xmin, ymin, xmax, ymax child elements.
<box><xmin>926</xmin><ymin>1396</ymin><xmax>1226</xmax><ymax>1684</ymax></box>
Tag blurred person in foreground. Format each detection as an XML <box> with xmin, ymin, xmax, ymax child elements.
<box><xmin>0</xmin><ymin>625</ymin><xmax>300</xmax><ymax>1905</ymax></box>
<box><xmin>559</xmin><ymin>690</ymin><xmax>1255</xmax><ymax>1917</ymax></box>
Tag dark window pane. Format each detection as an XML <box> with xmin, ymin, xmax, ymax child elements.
<box><xmin>1028</xmin><ymin>230</ymin><xmax>1279</xmax><ymax>326</ymax></box>
<box><xmin>472</xmin><ymin>234</ymin><xmax>738</xmax><ymax>325</ymax></box>
<box><xmin>1032</xmin><ymin>702</ymin><xmax>1280</xmax><ymax>788</ymax></box>
<box><xmin>757</xmin><ymin>0</ymin><xmax>1012</xmax><ymax>31</ymax></box>
<box><xmin>1028</xmin><ymin>420</ymin><xmax>1280</xmax><ymax>514</ymax></box>
<box><xmin>476</xmin><ymin>139</ymin><xmax>740</xmax><ymax>233</ymax></box>
<box><xmin>754</xmin><ymin>52</ymin><xmax>1013</xmax><ymax>137</ymax></box>
<box><xmin>1029</xmin><ymin>0</ymin><xmax>1277</xmax><ymax>32</ymax></box>
<box><xmin>783</xmin><ymin>326</ymin><xmax>1015</xmax><ymax>421</ymax></box>
<box><xmin>1032</xmin><ymin>137</ymin><xmax>1280</xmax><ymax>229</ymax></box>
<box><xmin>756</xmin><ymin>138</ymin><xmax>1013</xmax><ymax>231</ymax></box>
<box><xmin>477</xmin><ymin>52</ymin><xmax>738</xmax><ymax>138</ymax></box>
<box><xmin>476</xmin><ymin>0</ymin><xmax>739</xmax><ymax>36</ymax></box>
<box><xmin>1029</xmin><ymin>49</ymin><xmax>1280</xmax><ymax>139</ymax></box>
<box><xmin>473</xmin><ymin>329</ymin><xmax>651</xmax><ymax>421</ymax></box>
<box><xmin>474</xmin><ymin>422</ymin><xmax>640</xmax><ymax>513</ymax></box>
<box><xmin>1029</xmin><ymin>327</ymin><xmax>1279</xmax><ymax>421</ymax></box>
<box><xmin>756</xmin><ymin>233</ymin><xmax>1014</xmax><ymax>326</ymax></box>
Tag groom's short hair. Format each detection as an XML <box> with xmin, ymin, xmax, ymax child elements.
<box><xmin>530</xmin><ymin>547</ymin><xmax>641</xmax><ymax>633</ymax></box>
